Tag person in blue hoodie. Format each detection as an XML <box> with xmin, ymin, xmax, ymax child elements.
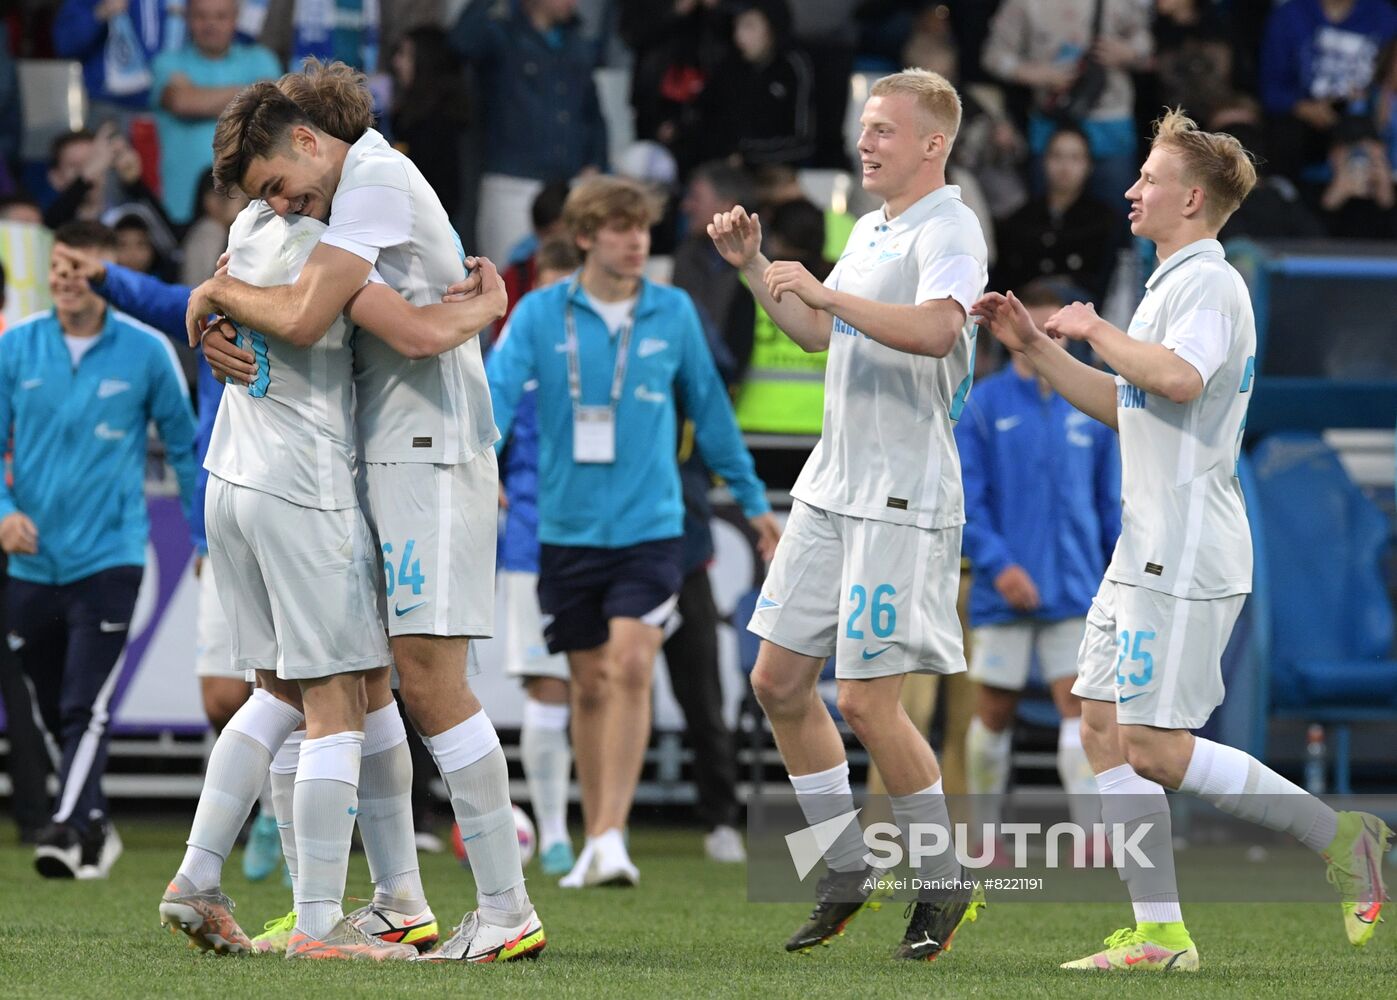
<box><xmin>955</xmin><ymin>280</ymin><xmax>1120</xmax><ymax>861</ymax></box>
<box><xmin>0</xmin><ymin>221</ymin><xmax>198</xmax><ymax>880</ymax></box>
<box><xmin>487</xmin><ymin>176</ymin><xmax>779</xmax><ymax>888</ymax></box>
<box><xmin>54</xmin><ymin>0</ymin><xmax>184</xmax><ymax>123</ymax></box>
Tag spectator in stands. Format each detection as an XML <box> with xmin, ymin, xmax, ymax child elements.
<box><xmin>1260</xmin><ymin>0</ymin><xmax>1397</xmax><ymax>183</ymax></box>
<box><xmin>619</xmin><ymin>0</ymin><xmax>734</xmax><ymax>175</ymax></box>
<box><xmin>1145</xmin><ymin>0</ymin><xmax>1235</xmax><ymax>126</ymax></box>
<box><xmin>906</xmin><ymin>12</ymin><xmax>1028</xmax><ymax>225</ymax></box>
<box><xmin>0</xmin><ymin>196</ymin><xmax>43</xmax><ymax>225</ymax></box>
<box><xmin>42</xmin><ymin>126</ymin><xmax>176</xmax><ymax>244</ymax></box>
<box><xmin>180</xmin><ymin>168</ymin><xmax>249</xmax><ymax>286</ymax></box>
<box><xmin>389</xmin><ymin>26</ymin><xmax>471</xmax><ymax>220</ymax></box>
<box><xmin>248</xmin><ymin>0</ymin><xmax>403</xmax><ymax>72</ymax></box>
<box><xmin>449</xmin><ymin>0</ymin><xmax>609</xmax><ymax>264</ymax></box>
<box><xmin>701</xmin><ymin>0</ymin><xmax>816</xmax><ymax>168</ymax></box>
<box><xmin>502</xmin><ymin>181</ymin><xmax>573</xmax><ymax>317</ymax></box>
<box><xmin>981</xmin><ymin>0</ymin><xmax>1152</xmax><ymax>219</ymax></box>
<box><xmin>1318</xmin><ymin>117</ymin><xmax>1397</xmax><ymax>238</ymax></box>
<box><xmin>1209</xmin><ymin>95</ymin><xmax>1327</xmax><ymax>242</ymax></box>
<box><xmin>113</xmin><ymin>212</ymin><xmax>157</xmax><ymax>272</ymax></box>
<box><xmin>956</xmin><ymin>278</ymin><xmax>1120</xmax><ymax>864</ymax></box>
<box><xmin>1368</xmin><ymin>38</ymin><xmax>1397</xmax><ymax>175</ymax></box>
<box><xmin>150</xmin><ymin>0</ymin><xmax>282</xmax><ymax>225</ymax></box>
<box><xmin>995</xmin><ymin>125</ymin><xmax>1116</xmax><ymax>304</ymax></box>
<box><xmin>54</xmin><ymin>0</ymin><xmax>179</xmax><ymax>122</ymax></box>
<box><xmin>674</xmin><ymin>161</ymin><xmax>755</xmax><ymax>344</ymax></box>
<box><xmin>0</xmin><ymin>221</ymin><xmax>197</xmax><ymax>880</ymax></box>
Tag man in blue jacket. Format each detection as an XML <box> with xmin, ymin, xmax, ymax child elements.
<box><xmin>449</xmin><ymin>0</ymin><xmax>609</xmax><ymax>263</ymax></box>
<box><xmin>487</xmin><ymin>176</ymin><xmax>779</xmax><ymax>888</ymax></box>
<box><xmin>0</xmin><ymin>221</ymin><xmax>199</xmax><ymax>880</ymax></box>
<box><xmin>955</xmin><ymin>281</ymin><xmax>1120</xmax><ymax>861</ymax></box>
<box><xmin>54</xmin><ymin>0</ymin><xmax>181</xmax><ymax>122</ymax></box>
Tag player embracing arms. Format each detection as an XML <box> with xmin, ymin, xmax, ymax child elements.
<box><xmin>710</xmin><ymin>69</ymin><xmax>987</xmax><ymax>961</ymax></box>
<box><xmin>974</xmin><ymin>110</ymin><xmax>1391</xmax><ymax>972</ymax></box>
<box><xmin>177</xmin><ymin>64</ymin><xmax>542</xmax><ymax>964</ymax></box>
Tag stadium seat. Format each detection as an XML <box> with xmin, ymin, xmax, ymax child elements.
<box><xmin>1250</xmin><ymin>433</ymin><xmax>1397</xmax><ymax>792</ymax></box>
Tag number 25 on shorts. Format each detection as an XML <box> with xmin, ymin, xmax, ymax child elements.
<box><xmin>1114</xmin><ymin>629</ymin><xmax>1155</xmax><ymax>689</ymax></box>
<box><xmin>846</xmin><ymin>584</ymin><xmax>897</xmax><ymax>640</ymax></box>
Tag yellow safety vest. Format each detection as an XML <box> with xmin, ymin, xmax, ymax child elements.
<box><xmin>733</xmin><ymin>276</ymin><xmax>827</xmax><ymax>435</ymax></box>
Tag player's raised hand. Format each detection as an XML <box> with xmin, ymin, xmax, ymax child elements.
<box><xmin>748</xmin><ymin>512</ymin><xmax>782</xmax><ymax>563</ymax></box>
<box><xmin>764</xmin><ymin>260</ymin><xmax>831</xmax><ymax>310</ymax></box>
<box><xmin>52</xmin><ymin>244</ymin><xmax>107</xmax><ymax>285</ymax></box>
<box><xmin>971</xmin><ymin>290</ymin><xmax>1047</xmax><ymax>353</ymax></box>
<box><xmin>708</xmin><ymin>205</ymin><xmax>762</xmax><ymax>269</ymax></box>
<box><xmin>201</xmin><ymin>319</ymin><xmax>256</xmax><ymax>386</ymax></box>
<box><xmin>0</xmin><ymin>512</ymin><xmax>38</xmax><ymax>555</ymax></box>
<box><xmin>1043</xmin><ymin>301</ymin><xmax>1102</xmax><ymax>342</ymax></box>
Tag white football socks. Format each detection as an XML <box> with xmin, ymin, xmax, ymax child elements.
<box><xmin>180</xmin><ymin>690</ymin><xmax>303</xmax><ymax>891</ymax></box>
<box><xmin>294</xmin><ymin>731</ymin><xmax>363</xmax><ymax>939</ymax></box>
<box><xmin>357</xmin><ymin>704</ymin><xmax>427</xmax><ymax>912</ymax></box>
<box><xmin>1178</xmin><ymin>737</ymin><xmax>1338</xmax><ymax>853</ymax></box>
<box><xmin>520</xmin><ymin>698</ymin><xmax>572</xmax><ymax>851</ymax></box>
<box><xmin>425</xmin><ymin>711</ymin><xmax>530</xmax><ymax>924</ymax></box>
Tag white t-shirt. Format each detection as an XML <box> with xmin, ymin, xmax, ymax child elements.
<box><xmin>205</xmin><ymin>203</ymin><xmax>357</xmax><ymax>511</ymax></box>
<box><xmin>582</xmin><ymin>292</ymin><xmax>637</xmax><ymax>335</ymax></box>
<box><xmin>64</xmin><ymin>334</ymin><xmax>99</xmax><ymax>367</ymax></box>
<box><xmin>322</xmin><ymin>128</ymin><xmax>499</xmax><ymax>465</ymax></box>
<box><xmin>791</xmin><ymin>185</ymin><xmax>988</xmax><ymax>529</ymax></box>
<box><xmin>1108</xmin><ymin>238</ymin><xmax>1256</xmax><ymax>599</ymax></box>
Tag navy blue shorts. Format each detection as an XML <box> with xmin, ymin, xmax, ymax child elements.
<box><xmin>537</xmin><ymin>538</ymin><xmax>684</xmax><ymax>653</ymax></box>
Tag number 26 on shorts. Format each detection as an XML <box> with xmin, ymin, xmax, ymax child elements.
<box><xmin>846</xmin><ymin>583</ymin><xmax>897</xmax><ymax>639</ymax></box>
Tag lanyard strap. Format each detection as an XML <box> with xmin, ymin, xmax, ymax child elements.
<box><xmin>564</xmin><ymin>290</ymin><xmax>637</xmax><ymax>409</ymax></box>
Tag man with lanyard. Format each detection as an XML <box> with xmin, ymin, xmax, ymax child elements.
<box><xmin>487</xmin><ymin>176</ymin><xmax>780</xmax><ymax>888</ymax></box>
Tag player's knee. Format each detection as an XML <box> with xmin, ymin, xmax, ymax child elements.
<box><xmin>833</xmin><ymin>687</ymin><xmax>883</xmax><ymax>738</ymax></box>
<box><xmin>976</xmin><ymin>694</ymin><xmax>1017</xmax><ymax>733</ymax></box>
<box><xmin>750</xmin><ymin>664</ymin><xmax>809</xmax><ymax>717</ymax></box>
<box><xmin>571</xmin><ymin>667</ymin><xmax>611</xmax><ymax>713</ymax></box>
<box><xmin>610</xmin><ymin>649</ymin><xmax>653</xmax><ymax>696</ymax></box>
<box><xmin>1119</xmin><ymin>734</ymin><xmax>1166</xmax><ymax>785</ymax></box>
<box><xmin>202</xmin><ymin>692</ymin><xmax>242</xmax><ymax>732</ymax></box>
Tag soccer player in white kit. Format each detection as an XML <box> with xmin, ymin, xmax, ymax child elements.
<box><xmin>184</xmin><ymin>76</ymin><xmax>544</xmax><ymax>963</ymax></box>
<box><xmin>973</xmin><ymin>109</ymin><xmax>1391</xmax><ymax>972</ymax></box>
<box><xmin>709</xmin><ymin>69</ymin><xmax>987</xmax><ymax>961</ymax></box>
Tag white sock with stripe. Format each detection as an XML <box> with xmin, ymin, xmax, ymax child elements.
<box><xmin>1178</xmin><ymin>737</ymin><xmax>1338</xmax><ymax>853</ymax></box>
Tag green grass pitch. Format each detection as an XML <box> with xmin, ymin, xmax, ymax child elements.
<box><xmin>0</xmin><ymin>819</ymin><xmax>1391</xmax><ymax>998</ymax></box>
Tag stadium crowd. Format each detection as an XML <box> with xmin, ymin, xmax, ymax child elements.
<box><xmin>0</xmin><ymin>0</ymin><xmax>1391</xmax><ymax>924</ymax></box>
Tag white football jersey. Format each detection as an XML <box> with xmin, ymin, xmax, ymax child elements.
<box><xmin>1108</xmin><ymin>238</ymin><xmax>1256</xmax><ymax>599</ymax></box>
<box><xmin>321</xmin><ymin>128</ymin><xmax>498</xmax><ymax>464</ymax></box>
<box><xmin>205</xmin><ymin>203</ymin><xmax>356</xmax><ymax>511</ymax></box>
<box><xmin>791</xmin><ymin>185</ymin><xmax>988</xmax><ymax>529</ymax></box>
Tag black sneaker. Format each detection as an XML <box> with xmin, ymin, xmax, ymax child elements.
<box><xmin>34</xmin><ymin>822</ymin><xmax>81</xmax><ymax>879</ymax></box>
<box><xmin>76</xmin><ymin>818</ymin><xmax>123</xmax><ymax>880</ymax></box>
<box><xmin>784</xmin><ymin>865</ymin><xmax>880</xmax><ymax>952</ymax></box>
<box><xmin>892</xmin><ymin>875</ymin><xmax>985</xmax><ymax>961</ymax></box>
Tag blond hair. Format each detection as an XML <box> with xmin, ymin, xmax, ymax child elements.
<box><xmin>562</xmin><ymin>176</ymin><xmax>660</xmax><ymax>241</ymax></box>
<box><xmin>870</xmin><ymin>68</ymin><xmax>962</xmax><ymax>143</ymax></box>
<box><xmin>1151</xmin><ymin>108</ymin><xmax>1257</xmax><ymax>226</ymax></box>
